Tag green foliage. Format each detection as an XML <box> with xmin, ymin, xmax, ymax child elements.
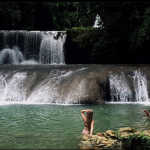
<box><xmin>73</xmin><ymin>2</ymin><xmax>150</xmax><ymax>63</ymax></box>
<box><xmin>74</xmin><ymin>32</ymin><xmax>92</xmax><ymax>48</ymax></box>
<box><xmin>0</xmin><ymin>2</ymin><xmax>98</xmax><ymax>30</ymax></box>
<box><xmin>70</xmin><ymin>28</ymin><xmax>99</xmax><ymax>62</ymax></box>
<box><xmin>120</xmin><ymin>132</ymin><xmax>150</xmax><ymax>149</ymax></box>
<box><xmin>143</xmin><ymin>117</ymin><xmax>150</xmax><ymax>126</ymax></box>
<box><xmin>1</xmin><ymin>2</ymin><xmax>150</xmax><ymax>63</ymax></box>
<box><xmin>0</xmin><ymin>2</ymin><xmax>21</xmax><ymax>29</ymax></box>
<box><xmin>0</xmin><ymin>2</ymin><xmax>89</xmax><ymax>30</ymax></box>
<box><xmin>115</xmin><ymin>131</ymin><xmax>121</xmax><ymax>138</ymax></box>
<box><xmin>71</xmin><ymin>27</ymin><xmax>95</xmax><ymax>30</ymax></box>
<box><xmin>130</xmin><ymin>6</ymin><xmax>150</xmax><ymax>49</ymax></box>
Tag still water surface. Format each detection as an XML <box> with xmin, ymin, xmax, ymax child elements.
<box><xmin>0</xmin><ymin>103</ymin><xmax>150</xmax><ymax>149</ymax></box>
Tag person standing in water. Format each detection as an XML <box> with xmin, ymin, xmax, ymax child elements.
<box><xmin>81</xmin><ymin>109</ymin><xmax>94</xmax><ymax>135</ymax></box>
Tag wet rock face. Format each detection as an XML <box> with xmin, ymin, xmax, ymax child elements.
<box><xmin>79</xmin><ymin>77</ymin><xmax>105</xmax><ymax>104</ymax></box>
<box><xmin>78</xmin><ymin>132</ymin><xmax>122</xmax><ymax>149</ymax></box>
<box><xmin>54</xmin><ymin>69</ymin><xmax>106</xmax><ymax>104</ymax></box>
<box><xmin>143</xmin><ymin>130</ymin><xmax>150</xmax><ymax>136</ymax></box>
<box><xmin>106</xmin><ymin>130</ymin><xmax>117</xmax><ymax>138</ymax></box>
<box><xmin>1</xmin><ymin>64</ymin><xmax>150</xmax><ymax>104</ymax></box>
<box><xmin>78</xmin><ymin>127</ymin><xmax>150</xmax><ymax>150</ymax></box>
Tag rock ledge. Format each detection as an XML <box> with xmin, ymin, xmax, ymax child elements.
<box><xmin>78</xmin><ymin>127</ymin><xmax>150</xmax><ymax>150</ymax></box>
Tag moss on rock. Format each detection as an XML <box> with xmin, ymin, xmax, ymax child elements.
<box><xmin>78</xmin><ymin>127</ymin><xmax>150</xmax><ymax>150</ymax></box>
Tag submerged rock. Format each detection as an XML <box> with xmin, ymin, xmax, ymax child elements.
<box><xmin>4</xmin><ymin>132</ymin><xmax>35</xmax><ymax>139</ymax></box>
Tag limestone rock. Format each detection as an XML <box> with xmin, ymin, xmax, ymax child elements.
<box><xmin>78</xmin><ymin>127</ymin><xmax>150</xmax><ymax>149</ymax></box>
<box><xmin>82</xmin><ymin>135</ymin><xmax>93</xmax><ymax>141</ymax></box>
<box><xmin>101</xmin><ymin>140</ymin><xmax>112</xmax><ymax>145</ymax></box>
<box><xmin>106</xmin><ymin>130</ymin><xmax>117</xmax><ymax>138</ymax></box>
<box><xmin>78</xmin><ymin>141</ymin><xmax>94</xmax><ymax>149</ymax></box>
<box><xmin>120</xmin><ymin>132</ymin><xmax>134</xmax><ymax>138</ymax></box>
<box><xmin>97</xmin><ymin>133</ymin><xmax>104</xmax><ymax>137</ymax></box>
<box><xmin>143</xmin><ymin>130</ymin><xmax>150</xmax><ymax>136</ymax></box>
<box><xmin>135</xmin><ymin>130</ymin><xmax>142</xmax><ymax>135</ymax></box>
<box><xmin>118</xmin><ymin>127</ymin><xmax>138</xmax><ymax>138</ymax></box>
<box><xmin>118</xmin><ymin>127</ymin><xmax>136</xmax><ymax>133</ymax></box>
<box><xmin>96</xmin><ymin>136</ymin><xmax>108</xmax><ymax>145</ymax></box>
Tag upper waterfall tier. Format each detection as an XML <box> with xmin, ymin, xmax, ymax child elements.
<box><xmin>0</xmin><ymin>31</ymin><xmax>66</xmax><ymax>65</ymax></box>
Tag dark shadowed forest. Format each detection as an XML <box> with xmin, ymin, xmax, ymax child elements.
<box><xmin>1</xmin><ymin>2</ymin><xmax>150</xmax><ymax>64</ymax></box>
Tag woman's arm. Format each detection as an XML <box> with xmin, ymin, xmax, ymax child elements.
<box><xmin>90</xmin><ymin>120</ymin><xmax>94</xmax><ymax>135</ymax></box>
<box><xmin>81</xmin><ymin>110</ymin><xmax>87</xmax><ymax>121</ymax></box>
<box><xmin>81</xmin><ymin>110</ymin><xmax>88</xmax><ymax>113</ymax></box>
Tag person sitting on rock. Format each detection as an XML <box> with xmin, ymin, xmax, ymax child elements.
<box><xmin>81</xmin><ymin>109</ymin><xmax>94</xmax><ymax>135</ymax></box>
<box><xmin>143</xmin><ymin>110</ymin><xmax>150</xmax><ymax>125</ymax></box>
<box><xmin>143</xmin><ymin>110</ymin><xmax>150</xmax><ymax>116</ymax></box>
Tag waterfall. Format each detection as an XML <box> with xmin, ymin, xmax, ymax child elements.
<box><xmin>0</xmin><ymin>72</ymin><xmax>27</xmax><ymax>102</ymax></box>
<box><xmin>0</xmin><ymin>67</ymin><xmax>88</xmax><ymax>104</ymax></box>
<box><xmin>0</xmin><ymin>30</ymin><xmax>66</xmax><ymax>65</ymax></box>
<box><xmin>109</xmin><ymin>70</ymin><xmax>149</xmax><ymax>102</ymax></box>
<box><xmin>39</xmin><ymin>31</ymin><xmax>66</xmax><ymax>64</ymax></box>
<box><xmin>0</xmin><ymin>46</ymin><xmax>24</xmax><ymax>64</ymax></box>
<box><xmin>133</xmin><ymin>70</ymin><xmax>149</xmax><ymax>102</ymax></box>
<box><xmin>93</xmin><ymin>14</ymin><xmax>102</xmax><ymax>28</ymax></box>
<box><xmin>109</xmin><ymin>72</ymin><xmax>133</xmax><ymax>102</ymax></box>
<box><xmin>0</xmin><ymin>64</ymin><xmax>150</xmax><ymax>104</ymax></box>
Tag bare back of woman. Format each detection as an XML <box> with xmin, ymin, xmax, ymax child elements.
<box><xmin>81</xmin><ymin>109</ymin><xmax>94</xmax><ymax>135</ymax></box>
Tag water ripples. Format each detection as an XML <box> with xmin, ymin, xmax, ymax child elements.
<box><xmin>0</xmin><ymin>104</ymin><xmax>149</xmax><ymax>149</ymax></box>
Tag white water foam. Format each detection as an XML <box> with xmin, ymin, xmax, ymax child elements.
<box><xmin>0</xmin><ymin>46</ymin><xmax>24</xmax><ymax>64</ymax></box>
<box><xmin>0</xmin><ymin>101</ymin><xmax>86</xmax><ymax>106</ymax></box>
<box><xmin>105</xmin><ymin>101</ymin><xmax>150</xmax><ymax>106</ymax></box>
<box><xmin>27</xmin><ymin>68</ymin><xmax>87</xmax><ymax>104</ymax></box>
<box><xmin>133</xmin><ymin>70</ymin><xmax>149</xmax><ymax>102</ymax></box>
<box><xmin>0</xmin><ymin>72</ymin><xmax>27</xmax><ymax>102</ymax></box>
<box><xmin>93</xmin><ymin>14</ymin><xmax>102</xmax><ymax>28</ymax></box>
<box><xmin>0</xmin><ymin>68</ymin><xmax>149</xmax><ymax>105</ymax></box>
<box><xmin>0</xmin><ymin>31</ymin><xmax>66</xmax><ymax>65</ymax></box>
<box><xmin>20</xmin><ymin>60</ymin><xmax>39</xmax><ymax>65</ymax></box>
<box><xmin>65</xmin><ymin>79</ymin><xmax>87</xmax><ymax>104</ymax></box>
<box><xmin>109</xmin><ymin>70</ymin><xmax>150</xmax><ymax>102</ymax></box>
<box><xmin>39</xmin><ymin>31</ymin><xmax>66</xmax><ymax>64</ymax></box>
<box><xmin>109</xmin><ymin>72</ymin><xmax>132</xmax><ymax>102</ymax></box>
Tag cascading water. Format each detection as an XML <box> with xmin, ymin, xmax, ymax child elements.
<box><xmin>0</xmin><ymin>46</ymin><xmax>24</xmax><ymax>64</ymax></box>
<box><xmin>0</xmin><ymin>67</ymin><xmax>88</xmax><ymax>104</ymax></box>
<box><xmin>109</xmin><ymin>70</ymin><xmax>150</xmax><ymax>102</ymax></box>
<box><xmin>0</xmin><ymin>31</ymin><xmax>149</xmax><ymax>105</ymax></box>
<box><xmin>26</xmin><ymin>67</ymin><xmax>88</xmax><ymax>104</ymax></box>
<box><xmin>0</xmin><ymin>64</ymin><xmax>150</xmax><ymax>104</ymax></box>
<box><xmin>93</xmin><ymin>14</ymin><xmax>102</xmax><ymax>28</ymax></box>
<box><xmin>0</xmin><ymin>72</ymin><xmax>27</xmax><ymax>102</ymax></box>
<box><xmin>0</xmin><ymin>30</ymin><xmax>66</xmax><ymax>65</ymax></box>
<box><xmin>133</xmin><ymin>70</ymin><xmax>149</xmax><ymax>102</ymax></box>
<box><xmin>39</xmin><ymin>31</ymin><xmax>66</xmax><ymax>64</ymax></box>
<box><xmin>109</xmin><ymin>72</ymin><xmax>133</xmax><ymax>102</ymax></box>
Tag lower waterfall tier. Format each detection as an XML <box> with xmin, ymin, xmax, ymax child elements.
<box><xmin>0</xmin><ymin>64</ymin><xmax>150</xmax><ymax>104</ymax></box>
